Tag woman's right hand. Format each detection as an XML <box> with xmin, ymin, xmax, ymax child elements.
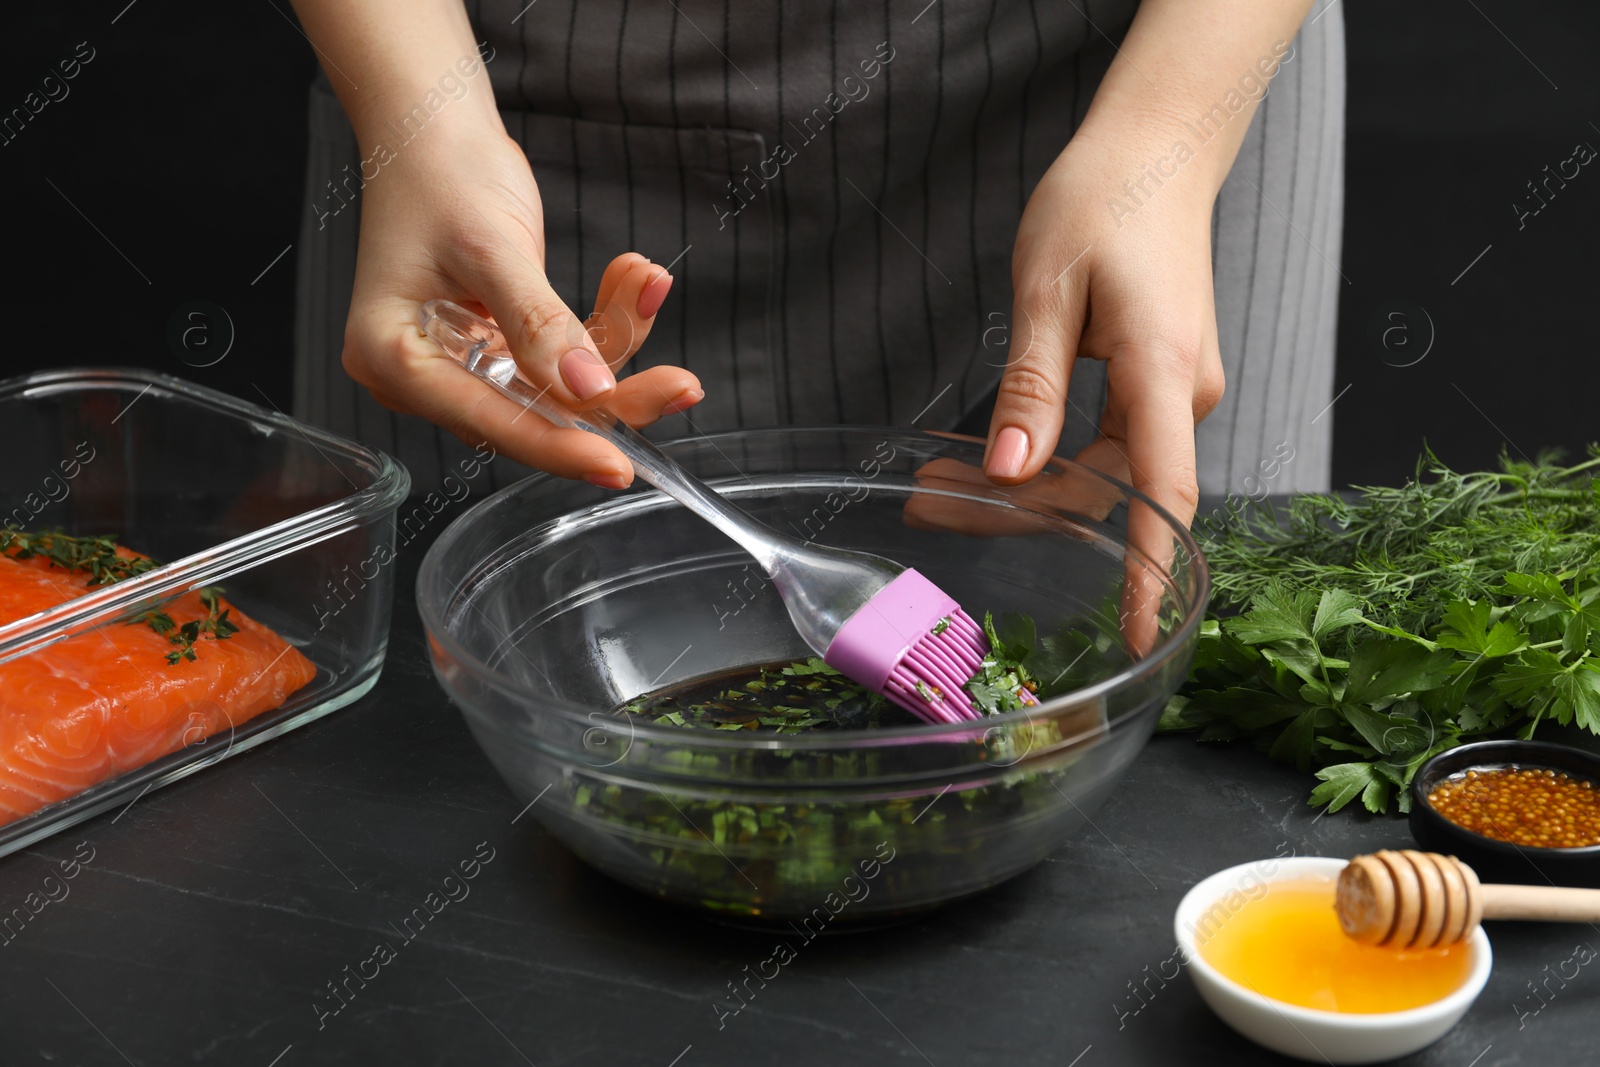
<box><xmin>341</xmin><ymin>121</ymin><xmax>701</xmax><ymax>489</ymax></box>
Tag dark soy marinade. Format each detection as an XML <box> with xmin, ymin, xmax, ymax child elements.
<box><xmin>616</xmin><ymin>611</ymin><xmax>1117</xmax><ymax>732</ymax></box>
<box><xmin>620</xmin><ymin>659</ymin><xmax>920</xmax><ymax>733</ymax></box>
<box><xmin>579</xmin><ymin>612</ymin><xmax>1128</xmax><ymax>920</ymax></box>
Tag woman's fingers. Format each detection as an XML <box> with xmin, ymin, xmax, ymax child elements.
<box><xmin>461</xmin><ymin>247</ymin><xmax>674</xmax><ymax>410</ymax></box>
<box><xmin>899</xmin><ymin>457</ymin><xmax>1122</xmax><ymax>536</ymax></box>
<box><xmin>330</xmin><ymin>118</ymin><xmax>702</xmax><ymax>488</ymax></box>
<box><xmin>455</xmin><ymin>240</ymin><xmax>620</xmax><ymax>411</ymax></box>
<box><xmin>593</xmin><ymin>252</ymin><xmax>645</xmax><ymax>310</ymax></box>
<box><xmin>607</xmin><ymin>366</ymin><xmax>703</xmax><ymax>428</ymax></box>
<box><xmin>347</xmin><ymin>306</ymin><xmax>631</xmax><ymax>481</ymax></box>
<box><xmin>587</xmin><ymin>253</ymin><xmax>673</xmax><ymax>369</ymax></box>
<box><xmin>1191</xmin><ymin>311</ymin><xmax>1226</xmax><ymax>424</ymax></box>
<box><xmin>347</xmin><ymin>295</ymin><xmax>701</xmax><ymax>487</ymax></box>
<box><xmin>983</xmin><ymin>265</ymin><xmax>1090</xmax><ymax>486</ymax></box>
<box><xmin>1084</xmin><ymin>340</ymin><xmax>1210</xmax><ymax>659</ymax></box>
<box><xmin>1099</xmin><ymin>333</ymin><xmax>1210</xmax><ymax>531</ymax></box>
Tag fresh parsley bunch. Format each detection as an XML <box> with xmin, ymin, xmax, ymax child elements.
<box><xmin>1165</xmin><ymin>448</ymin><xmax>1600</xmax><ymax>815</ymax></box>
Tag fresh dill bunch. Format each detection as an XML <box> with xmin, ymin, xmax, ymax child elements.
<box><xmin>1198</xmin><ymin>446</ymin><xmax>1600</xmax><ymax>635</ymax></box>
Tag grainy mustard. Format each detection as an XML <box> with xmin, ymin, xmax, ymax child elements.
<box><xmin>1427</xmin><ymin>767</ymin><xmax>1600</xmax><ymax>849</ymax></box>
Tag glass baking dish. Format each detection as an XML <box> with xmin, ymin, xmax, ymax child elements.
<box><xmin>0</xmin><ymin>368</ymin><xmax>410</xmax><ymax>855</ymax></box>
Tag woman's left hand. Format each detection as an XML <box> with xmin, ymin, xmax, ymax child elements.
<box><xmin>983</xmin><ymin>131</ymin><xmax>1226</xmax><ymax>532</ymax></box>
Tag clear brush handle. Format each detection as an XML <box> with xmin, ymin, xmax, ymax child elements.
<box><xmin>418</xmin><ymin>299</ymin><xmax>795</xmax><ymax>575</ymax></box>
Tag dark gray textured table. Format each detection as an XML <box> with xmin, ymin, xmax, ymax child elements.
<box><xmin>0</xmin><ymin>508</ymin><xmax>1592</xmax><ymax>1067</ymax></box>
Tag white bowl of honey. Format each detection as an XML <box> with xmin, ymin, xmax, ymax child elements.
<box><xmin>1175</xmin><ymin>856</ymin><xmax>1492</xmax><ymax>1064</ymax></box>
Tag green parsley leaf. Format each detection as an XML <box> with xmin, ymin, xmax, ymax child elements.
<box><xmin>1311</xmin><ymin>589</ymin><xmax>1365</xmax><ymax>642</ymax></box>
<box><xmin>1343</xmin><ymin>641</ymin><xmax>1454</xmax><ymax>706</ymax></box>
<box><xmin>1227</xmin><ymin>583</ymin><xmax>1317</xmax><ymax>646</ymax></box>
<box><xmin>1309</xmin><ymin>762</ymin><xmax>1380</xmax><ymax>814</ymax></box>
<box><xmin>1435</xmin><ymin>599</ymin><xmax>1527</xmax><ymax>658</ymax></box>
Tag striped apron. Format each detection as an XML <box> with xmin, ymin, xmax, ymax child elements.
<box><xmin>293</xmin><ymin>0</ymin><xmax>1345</xmax><ymax>497</ymax></box>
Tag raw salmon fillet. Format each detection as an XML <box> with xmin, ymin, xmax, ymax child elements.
<box><xmin>0</xmin><ymin>549</ymin><xmax>316</xmax><ymax>824</ymax></box>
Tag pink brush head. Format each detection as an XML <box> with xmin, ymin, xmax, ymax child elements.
<box><xmin>822</xmin><ymin>570</ymin><xmax>1034</xmax><ymax>724</ymax></box>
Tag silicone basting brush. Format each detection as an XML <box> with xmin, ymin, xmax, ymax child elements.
<box><xmin>421</xmin><ymin>299</ymin><xmax>1027</xmax><ymax>724</ymax></box>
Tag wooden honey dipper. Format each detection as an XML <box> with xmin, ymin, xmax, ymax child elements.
<box><xmin>1336</xmin><ymin>849</ymin><xmax>1600</xmax><ymax>948</ymax></box>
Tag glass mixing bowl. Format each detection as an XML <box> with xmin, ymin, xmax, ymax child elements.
<box><xmin>419</xmin><ymin>428</ymin><xmax>1207</xmax><ymax>923</ymax></box>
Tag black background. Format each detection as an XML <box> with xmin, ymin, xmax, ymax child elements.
<box><xmin>1</xmin><ymin>0</ymin><xmax>1596</xmax><ymax>487</ymax></box>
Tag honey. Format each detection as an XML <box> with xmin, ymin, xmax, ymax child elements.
<box><xmin>1196</xmin><ymin>877</ymin><xmax>1474</xmax><ymax>1013</ymax></box>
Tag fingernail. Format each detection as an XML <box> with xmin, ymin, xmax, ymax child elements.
<box><xmin>560</xmin><ymin>347</ymin><xmax>616</xmax><ymax>401</ymax></box>
<box><xmin>661</xmin><ymin>387</ymin><xmax>703</xmax><ymax>416</ymax></box>
<box><xmin>987</xmin><ymin>426</ymin><xmax>1029</xmax><ymax>480</ymax></box>
<box><xmin>637</xmin><ymin>271</ymin><xmax>674</xmax><ymax>319</ymax></box>
<box><xmin>584</xmin><ymin>471</ymin><xmax>629</xmax><ymax>490</ymax></box>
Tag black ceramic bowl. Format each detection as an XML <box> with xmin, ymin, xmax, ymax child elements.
<box><xmin>1410</xmin><ymin>740</ymin><xmax>1600</xmax><ymax>888</ymax></box>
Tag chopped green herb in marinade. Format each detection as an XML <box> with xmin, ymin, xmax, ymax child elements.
<box><xmin>629</xmin><ymin>658</ymin><xmax>910</xmax><ymax>733</ymax></box>
<box><xmin>623</xmin><ymin>610</ymin><xmax>1124</xmax><ymax>734</ymax></box>
<box><xmin>586</xmin><ymin>609</ymin><xmax>1129</xmax><ymax>918</ymax></box>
